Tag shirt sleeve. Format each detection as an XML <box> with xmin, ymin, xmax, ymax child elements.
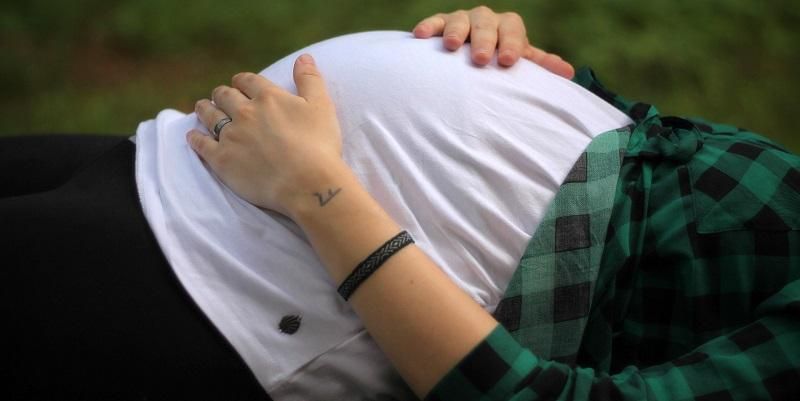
<box><xmin>424</xmin><ymin>279</ymin><xmax>800</xmax><ymax>401</ymax></box>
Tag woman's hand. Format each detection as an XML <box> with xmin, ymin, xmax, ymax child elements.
<box><xmin>186</xmin><ymin>54</ymin><xmax>347</xmax><ymax>218</ymax></box>
<box><xmin>413</xmin><ymin>5</ymin><xmax>575</xmax><ymax>78</ymax></box>
<box><xmin>187</xmin><ymin>42</ymin><xmax>501</xmax><ymax>400</ymax></box>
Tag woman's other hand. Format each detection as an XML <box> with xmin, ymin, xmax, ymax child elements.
<box><xmin>186</xmin><ymin>54</ymin><xmax>347</xmax><ymax>218</ymax></box>
<box><xmin>413</xmin><ymin>5</ymin><xmax>575</xmax><ymax>78</ymax></box>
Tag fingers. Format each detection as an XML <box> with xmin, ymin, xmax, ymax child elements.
<box><xmin>413</xmin><ymin>14</ymin><xmax>446</xmax><ymax>38</ymax></box>
<box><xmin>187</xmin><ymin>128</ymin><xmax>222</xmax><ymax>165</ymax></box>
<box><xmin>232</xmin><ymin>67</ymin><xmax>327</xmax><ymax>104</ymax></box>
<box><xmin>524</xmin><ymin>45</ymin><xmax>548</xmax><ymax>64</ymax></box>
<box><xmin>496</xmin><ymin>12</ymin><xmax>527</xmax><ymax>67</ymax></box>
<box><xmin>541</xmin><ymin>55</ymin><xmax>576</xmax><ymax>80</ymax></box>
<box><xmin>293</xmin><ymin>54</ymin><xmax>329</xmax><ymax>103</ymax></box>
<box><xmin>232</xmin><ymin>72</ymin><xmax>281</xmax><ymax>100</ymax></box>
<box><xmin>441</xmin><ymin>10</ymin><xmax>470</xmax><ymax>50</ymax></box>
<box><xmin>212</xmin><ymin>85</ymin><xmax>248</xmax><ymax>117</ymax></box>
<box><xmin>188</xmin><ymin>99</ymin><xmax>228</xmax><ymax>167</ymax></box>
<box><xmin>523</xmin><ymin>45</ymin><xmax>576</xmax><ymax>79</ymax></box>
<box><xmin>195</xmin><ymin>98</ymin><xmax>232</xmax><ymax>137</ymax></box>
<box><xmin>413</xmin><ymin>7</ymin><xmax>530</xmax><ymax>67</ymax></box>
<box><xmin>467</xmin><ymin>6</ymin><xmax>499</xmax><ymax>65</ymax></box>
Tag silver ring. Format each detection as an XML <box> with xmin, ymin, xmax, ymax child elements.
<box><xmin>212</xmin><ymin>117</ymin><xmax>233</xmax><ymax>140</ymax></box>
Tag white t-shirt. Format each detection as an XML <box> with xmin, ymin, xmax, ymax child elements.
<box><xmin>134</xmin><ymin>31</ymin><xmax>632</xmax><ymax>400</ymax></box>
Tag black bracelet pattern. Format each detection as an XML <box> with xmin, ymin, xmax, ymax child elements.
<box><xmin>337</xmin><ymin>230</ymin><xmax>415</xmax><ymax>301</ymax></box>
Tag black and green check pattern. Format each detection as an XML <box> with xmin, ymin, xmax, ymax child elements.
<box><xmin>490</xmin><ymin>120</ymin><xmax>631</xmax><ymax>363</ymax></box>
<box><xmin>426</xmin><ymin>68</ymin><xmax>800</xmax><ymax>401</ymax></box>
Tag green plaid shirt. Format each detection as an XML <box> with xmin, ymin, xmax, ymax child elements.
<box><xmin>425</xmin><ymin>68</ymin><xmax>800</xmax><ymax>401</ymax></box>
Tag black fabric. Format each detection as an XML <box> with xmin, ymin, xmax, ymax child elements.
<box><xmin>458</xmin><ymin>340</ymin><xmax>509</xmax><ymax>393</ymax></box>
<box><xmin>0</xmin><ymin>136</ymin><xmax>272</xmax><ymax>401</ymax></box>
<box><xmin>493</xmin><ymin>296</ymin><xmax>522</xmax><ymax>332</ymax></box>
<box><xmin>0</xmin><ymin>135</ymin><xmax>124</xmax><ymax>197</ymax></box>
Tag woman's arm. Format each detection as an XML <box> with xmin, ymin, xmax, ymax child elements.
<box><xmin>288</xmin><ymin>156</ymin><xmax>498</xmax><ymax>397</ymax></box>
<box><xmin>426</xmin><ymin>295</ymin><xmax>800</xmax><ymax>401</ymax></box>
<box><xmin>187</xmin><ymin>55</ymin><xmax>498</xmax><ymax>398</ymax></box>
<box><xmin>185</xmin><ymin>23</ymin><xmax>800</xmax><ymax>401</ymax></box>
<box><xmin>184</xmin><ymin>10</ymin><xmax>566</xmax><ymax>394</ymax></box>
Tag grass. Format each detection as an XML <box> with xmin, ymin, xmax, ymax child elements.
<box><xmin>2</xmin><ymin>0</ymin><xmax>798</xmax><ymax>152</ymax></box>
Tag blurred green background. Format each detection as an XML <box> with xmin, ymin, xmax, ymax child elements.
<box><xmin>2</xmin><ymin>0</ymin><xmax>798</xmax><ymax>151</ymax></box>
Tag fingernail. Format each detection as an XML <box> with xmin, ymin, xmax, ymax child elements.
<box><xmin>474</xmin><ymin>48</ymin><xmax>491</xmax><ymax>63</ymax></box>
<box><xmin>298</xmin><ymin>54</ymin><xmax>314</xmax><ymax>65</ymax></box>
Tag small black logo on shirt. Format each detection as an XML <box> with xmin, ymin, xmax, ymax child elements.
<box><xmin>279</xmin><ymin>315</ymin><xmax>302</xmax><ymax>335</ymax></box>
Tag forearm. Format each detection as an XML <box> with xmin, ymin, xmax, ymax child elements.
<box><xmin>429</xmin><ymin>280</ymin><xmax>800</xmax><ymax>401</ymax></box>
<box><xmin>288</xmin><ymin>162</ymin><xmax>498</xmax><ymax>398</ymax></box>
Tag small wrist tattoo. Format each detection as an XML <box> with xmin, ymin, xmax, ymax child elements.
<box><xmin>314</xmin><ymin>188</ymin><xmax>342</xmax><ymax>207</ymax></box>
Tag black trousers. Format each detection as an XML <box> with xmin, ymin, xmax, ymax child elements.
<box><xmin>1</xmin><ymin>136</ymin><xmax>272</xmax><ymax>400</ymax></box>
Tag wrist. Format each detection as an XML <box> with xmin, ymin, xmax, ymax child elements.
<box><xmin>286</xmin><ymin>166</ymin><xmax>403</xmax><ymax>284</ymax></box>
<box><xmin>282</xmin><ymin>159</ymin><xmax>354</xmax><ymax>221</ymax></box>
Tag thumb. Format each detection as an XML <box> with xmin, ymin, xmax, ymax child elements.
<box><xmin>187</xmin><ymin>129</ymin><xmax>222</xmax><ymax>166</ymax></box>
<box><xmin>293</xmin><ymin>54</ymin><xmax>329</xmax><ymax>102</ymax></box>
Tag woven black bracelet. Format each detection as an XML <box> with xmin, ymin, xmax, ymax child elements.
<box><xmin>337</xmin><ymin>230</ymin><xmax>415</xmax><ymax>301</ymax></box>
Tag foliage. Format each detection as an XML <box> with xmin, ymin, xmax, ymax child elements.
<box><xmin>1</xmin><ymin>0</ymin><xmax>797</xmax><ymax>151</ymax></box>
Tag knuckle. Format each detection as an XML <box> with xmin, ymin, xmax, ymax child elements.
<box><xmin>444</xmin><ymin>21</ymin><xmax>469</xmax><ymax>34</ymax></box>
<box><xmin>197</xmin><ymin>99</ymin><xmax>215</xmax><ymax>115</ymax></box>
<box><xmin>452</xmin><ymin>10</ymin><xmax>468</xmax><ymax>19</ymax></box>
<box><xmin>502</xmin><ymin>15</ymin><xmax>526</xmax><ymax>34</ymax></box>
<box><xmin>240</xmin><ymin>72</ymin><xmax>258</xmax><ymax>83</ymax></box>
<box><xmin>237</xmin><ymin>104</ymin><xmax>257</xmax><ymax>120</ymax></box>
<box><xmin>212</xmin><ymin>86</ymin><xmax>225</xmax><ymax>100</ymax></box>
<box><xmin>472</xmin><ymin>5</ymin><xmax>493</xmax><ymax>14</ymax></box>
<box><xmin>231</xmin><ymin>73</ymin><xmax>243</xmax><ymax>88</ymax></box>
<box><xmin>472</xmin><ymin>20</ymin><xmax>495</xmax><ymax>31</ymax></box>
<box><xmin>269</xmin><ymin>85</ymin><xmax>286</xmax><ymax>96</ymax></box>
<box><xmin>192</xmin><ymin>135</ymin><xmax>208</xmax><ymax>153</ymax></box>
<box><xmin>300</xmin><ymin>68</ymin><xmax>321</xmax><ymax>78</ymax></box>
<box><xmin>261</xmin><ymin>85</ymin><xmax>282</xmax><ymax>99</ymax></box>
<box><xmin>501</xmin><ymin>11</ymin><xmax>523</xmax><ymax>23</ymax></box>
<box><xmin>501</xmin><ymin>27</ymin><xmax>526</xmax><ymax>41</ymax></box>
<box><xmin>232</xmin><ymin>73</ymin><xmax>248</xmax><ymax>88</ymax></box>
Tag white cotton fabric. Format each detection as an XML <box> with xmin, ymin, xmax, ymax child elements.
<box><xmin>134</xmin><ymin>31</ymin><xmax>632</xmax><ymax>400</ymax></box>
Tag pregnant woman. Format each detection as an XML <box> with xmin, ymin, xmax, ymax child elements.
<box><xmin>4</xmin><ymin>7</ymin><xmax>798</xmax><ymax>401</ymax></box>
